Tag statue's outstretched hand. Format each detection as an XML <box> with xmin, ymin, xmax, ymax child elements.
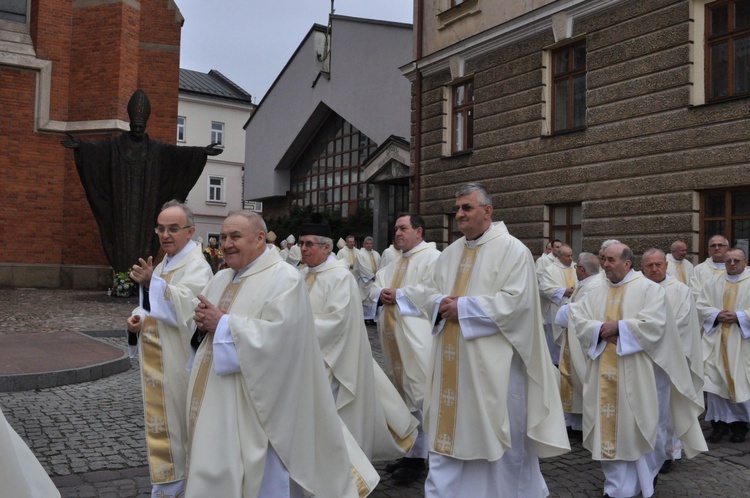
<box><xmin>204</xmin><ymin>142</ymin><xmax>223</xmax><ymax>156</ymax></box>
<box><xmin>61</xmin><ymin>133</ymin><xmax>80</xmax><ymax>149</ymax></box>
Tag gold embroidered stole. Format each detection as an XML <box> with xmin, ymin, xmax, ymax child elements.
<box><xmin>559</xmin><ymin>274</ymin><xmax>578</xmax><ymax>413</ymax></box>
<box><xmin>141</xmin><ymin>270</ymin><xmax>177</xmax><ymax>483</ymax></box>
<box><xmin>599</xmin><ymin>284</ymin><xmax>625</xmax><ymax>460</ymax></box>
<box><xmin>721</xmin><ymin>281</ymin><xmax>739</xmax><ymax>402</ymax></box>
<box><xmin>675</xmin><ymin>262</ymin><xmax>686</xmax><ymax>284</ymax></box>
<box><xmin>348</xmin><ymin>248</ymin><xmax>355</xmax><ymax>267</ymax></box>
<box><xmin>434</xmin><ymin>246</ymin><xmax>478</xmax><ymax>455</ymax></box>
<box><xmin>563</xmin><ymin>267</ymin><xmax>576</xmax><ymax>289</ymax></box>
<box><xmin>186</xmin><ymin>278</ymin><xmax>244</xmax><ymax>466</ymax></box>
<box><xmin>305</xmin><ymin>271</ymin><xmax>316</xmax><ymax>292</ymax></box>
<box><xmin>382</xmin><ymin>257</ymin><xmax>410</xmax><ymax>396</ymax></box>
<box><xmin>368</xmin><ymin>252</ymin><xmax>377</xmax><ymax>275</ymax></box>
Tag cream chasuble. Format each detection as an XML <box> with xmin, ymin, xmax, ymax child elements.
<box><xmin>0</xmin><ymin>406</ymin><xmax>60</xmax><ymax>498</ymax></box>
<box><xmin>697</xmin><ymin>270</ymin><xmax>750</xmax><ymax>404</ymax></box>
<box><xmin>337</xmin><ymin>246</ymin><xmax>357</xmax><ymax>271</ymax></box>
<box><xmin>133</xmin><ymin>243</ymin><xmax>212</xmax><ymax>485</ymax></box>
<box><xmin>691</xmin><ymin>258</ymin><xmax>725</xmax><ymax>300</ymax></box>
<box><xmin>569</xmin><ymin>271</ymin><xmax>706</xmax><ymax>461</ymax></box>
<box><xmin>374</xmin><ymin>242</ymin><xmax>441</xmax><ymax>412</ymax></box>
<box><xmin>412</xmin><ymin>222</ymin><xmax>569</xmax><ymax>461</ymax></box>
<box><xmin>355</xmin><ymin>249</ymin><xmax>380</xmax><ymax>305</ymax></box>
<box><xmin>667</xmin><ymin>253</ymin><xmax>694</xmax><ymax>287</ymax></box>
<box><xmin>301</xmin><ymin>258</ymin><xmax>418</xmax><ymax>462</ymax></box>
<box><xmin>185</xmin><ymin>250</ymin><xmax>358</xmax><ymax>498</ymax></box>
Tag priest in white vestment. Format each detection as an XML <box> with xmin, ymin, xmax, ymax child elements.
<box><xmin>0</xmin><ymin>405</ymin><xmax>60</xmax><ymax>498</ymax></box>
<box><xmin>568</xmin><ymin>243</ymin><xmax>706</xmax><ymax>498</ymax></box>
<box><xmin>535</xmin><ymin>239</ymin><xmax>561</xmax><ymax>276</ymax></box>
<box><xmin>355</xmin><ymin>236</ymin><xmax>380</xmax><ymax>319</ymax></box>
<box><xmin>696</xmin><ymin>247</ymin><xmax>750</xmax><ymax>444</ymax></box>
<box><xmin>370</xmin><ymin>213</ymin><xmax>441</xmax><ymax>484</ymax></box>
<box><xmin>641</xmin><ymin>248</ymin><xmax>704</xmax><ymax>471</ymax></box>
<box><xmin>298</xmin><ymin>213</ymin><xmax>418</xmax><ymax>467</ymax></box>
<box><xmin>284</xmin><ymin>235</ymin><xmax>302</xmax><ymax>267</ymax></box>
<box><xmin>539</xmin><ymin>245</ymin><xmax>576</xmax><ymax>366</ymax></box>
<box><xmin>185</xmin><ymin>211</ymin><xmax>358</xmax><ymax>498</ymax></box>
<box><xmin>666</xmin><ymin>240</ymin><xmax>694</xmax><ymax>286</ymax></box>
<box><xmin>554</xmin><ymin>252</ymin><xmax>602</xmax><ymax>437</ymax></box>
<box><xmin>378</xmin><ymin>244</ymin><xmax>401</xmax><ymax>271</ymax></box>
<box><xmin>128</xmin><ymin>201</ymin><xmax>214</xmax><ymax>498</ymax></box>
<box><xmin>691</xmin><ymin>234</ymin><xmax>729</xmax><ymax>299</ymax></box>
<box><xmin>337</xmin><ymin>235</ymin><xmax>358</xmax><ymax>272</ymax></box>
<box><xmin>408</xmin><ymin>184</ymin><xmax>569</xmax><ymax>498</ymax></box>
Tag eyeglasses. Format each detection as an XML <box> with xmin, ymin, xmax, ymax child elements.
<box><xmin>452</xmin><ymin>204</ymin><xmax>488</xmax><ymax>213</ymax></box>
<box><xmin>300</xmin><ymin>241</ymin><xmax>326</xmax><ymax>249</ymax></box>
<box><xmin>709</xmin><ymin>243</ymin><xmax>728</xmax><ymax>248</ymax></box>
<box><xmin>725</xmin><ymin>259</ymin><xmax>746</xmax><ymax>264</ymax></box>
<box><xmin>155</xmin><ymin>226</ymin><xmax>191</xmax><ymax>235</ymax></box>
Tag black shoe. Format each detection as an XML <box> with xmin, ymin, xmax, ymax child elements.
<box><xmin>708</xmin><ymin>421</ymin><xmax>729</xmax><ymax>443</ymax></box>
<box><xmin>391</xmin><ymin>465</ymin><xmax>423</xmax><ymax>484</ymax></box>
<box><xmin>729</xmin><ymin>422</ymin><xmax>748</xmax><ymax>443</ymax></box>
<box><xmin>659</xmin><ymin>459</ymin><xmax>672</xmax><ymax>474</ymax></box>
<box><xmin>384</xmin><ymin>458</ymin><xmax>404</xmax><ymax>473</ymax></box>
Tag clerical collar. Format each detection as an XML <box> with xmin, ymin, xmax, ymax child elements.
<box><xmin>233</xmin><ymin>247</ymin><xmax>269</xmax><ymax>282</ymax></box>
<box><xmin>713</xmin><ymin>261</ymin><xmax>726</xmax><ymax>269</ymax></box>
<box><xmin>466</xmin><ymin>225</ymin><xmax>492</xmax><ymax>248</ymax></box>
<box><xmin>163</xmin><ymin>240</ymin><xmax>196</xmax><ymax>271</ymax></box>
<box><xmin>308</xmin><ymin>254</ymin><xmax>337</xmax><ymax>272</ymax></box>
<box><xmin>402</xmin><ymin>240</ymin><xmax>427</xmax><ymax>258</ymax></box>
<box><xmin>609</xmin><ymin>269</ymin><xmax>636</xmax><ymax>286</ymax></box>
<box><xmin>580</xmin><ymin>274</ymin><xmax>596</xmax><ymax>286</ymax></box>
<box><xmin>727</xmin><ymin>271</ymin><xmax>745</xmax><ymax>283</ymax></box>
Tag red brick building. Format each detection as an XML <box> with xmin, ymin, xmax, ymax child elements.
<box><xmin>0</xmin><ymin>0</ymin><xmax>185</xmax><ymax>288</ymax></box>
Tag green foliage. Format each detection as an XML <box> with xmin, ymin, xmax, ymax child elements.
<box><xmin>265</xmin><ymin>205</ymin><xmax>374</xmax><ymax>243</ymax></box>
<box><xmin>113</xmin><ymin>272</ymin><xmax>136</xmax><ymax>297</ymax></box>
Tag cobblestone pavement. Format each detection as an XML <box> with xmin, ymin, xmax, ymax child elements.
<box><xmin>2</xmin><ymin>289</ymin><xmax>750</xmax><ymax>496</ymax></box>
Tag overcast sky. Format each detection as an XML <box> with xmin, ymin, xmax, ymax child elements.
<box><xmin>176</xmin><ymin>1</ymin><xmax>414</xmax><ymax>103</ymax></box>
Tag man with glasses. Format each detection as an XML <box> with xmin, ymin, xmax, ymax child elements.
<box><xmin>697</xmin><ymin>247</ymin><xmax>750</xmax><ymax>444</ymax></box>
<box><xmin>297</xmin><ymin>213</ymin><xmax>417</xmax><ymax>467</ymax></box>
<box><xmin>127</xmin><ymin>200</ymin><xmax>213</xmax><ymax>498</ymax></box>
<box><xmin>413</xmin><ymin>183</ymin><xmax>569</xmax><ymax>497</ymax></box>
<box><xmin>691</xmin><ymin>235</ymin><xmax>729</xmax><ymax>299</ymax></box>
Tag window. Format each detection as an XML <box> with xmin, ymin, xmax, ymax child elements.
<box><xmin>452</xmin><ymin>79</ymin><xmax>474</xmax><ymax>153</ymax></box>
<box><xmin>210</xmin><ymin>122</ymin><xmax>224</xmax><ymax>146</ymax></box>
<box><xmin>700</xmin><ymin>187</ymin><xmax>750</xmax><ymax>259</ymax></box>
<box><xmin>552</xmin><ymin>42</ymin><xmax>586</xmax><ymax>133</ymax></box>
<box><xmin>177</xmin><ymin>116</ymin><xmax>186</xmax><ymax>142</ymax></box>
<box><xmin>550</xmin><ymin>204</ymin><xmax>582</xmax><ymax>255</ymax></box>
<box><xmin>0</xmin><ymin>0</ymin><xmax>27</xmax><ymax>24</ymax></box>
<box><xmin>705</xmin><ymin>0</ymin><xmax>750</xmax><ymax>101</ymax></box>
<box><xmin>208</xmin><ymin>176</ymin><xmax>225</xmax><ymax>203</ymax></box>
<box><xmin>290</xmin><ymin>114</ymin><xmax>377</xmax><ymax>215</ymax></box>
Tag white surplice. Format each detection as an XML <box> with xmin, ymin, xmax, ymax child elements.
<box><xmin>131</xmin><ymin>241</ymin><xmax>213</xmax><ymax>490</ymax></box>
<box><xmin>184</xmin><ymin>249</ymin><xmax>358</xmax><ymax>498</ymax></box>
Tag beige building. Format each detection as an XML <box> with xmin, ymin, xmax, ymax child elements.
<box><xmin>403</xmin><ymin>0</ymin><xmax>750</xmax><ymax>261</ymax></box>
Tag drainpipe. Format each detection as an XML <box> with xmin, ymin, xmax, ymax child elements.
<box><xmin>412</xmin><ymin>0</ymin><xmax>424</xmax><ymax>214</ymax></box>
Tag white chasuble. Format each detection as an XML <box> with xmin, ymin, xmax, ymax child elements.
<box><xmin>697</xmin><ymin>269</ymin><xmax>750</xmax><ymax>403</ymax></box>
<box><xmin>302</xmin><ymin>258</ymin><xmax>418</xmax><ymax>462</ymax></box>
<box><xmin>135</xmin><ymin>242</ymin><xmax>213</xmax><ymax>485</ymax></box>
<box><xmin>185</xmin><ymin>250</ymin><xmax>358</xmax><ymax>498</ymax></box>
<box><xmin>691</xmin><ymin>258</ymin><xmax>725</xmax><ymax>301</ymax></box>
<box><xmin>0</xmin><ymin>406</ymin><xmax>60</xmax><ymax>498</ymax></box>
<box><xmin>569</xmin><ymin>271</ymin><xmax>706</xmax><ymax>462</ymax></box>
<box><xmin>355</xmin><ymin>249</ymin><xmax>380</xmax><ymax>305</ymax></box>
<box><xmin>539</xmin><ymin>260</ymin><xmax>578</xmax><ymax>346</ymax></box>
<box><xmin>414</xmin><ymin>222</ymin><xmax>569</xmax><ymax>461</ymax></box>
<box><xmin>666</xmin><ymin>253</ymin><xmax>694</xmax><ymax>287</ymax></box>
<box><xmin>373</xmin><ymin>242</ymin><xmax>440</xmax><ymax>412</ymax></box>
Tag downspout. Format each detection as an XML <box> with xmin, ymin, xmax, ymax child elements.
<box><xmin>412</xmin><ymin>0</ymin><xmax>424</xmax><ymax>213</ymax></box>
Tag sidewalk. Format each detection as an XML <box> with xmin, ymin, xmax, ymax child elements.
<box><xmin>2</xmin><ymin>288</ymin><xmax>750</xmax><ymax>497</ymax></box>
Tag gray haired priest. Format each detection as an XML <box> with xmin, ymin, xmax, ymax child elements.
<box><xmin>184</xmin><ymin>211</ymin><xmax>359</xmax><ymax>497</ymax></box>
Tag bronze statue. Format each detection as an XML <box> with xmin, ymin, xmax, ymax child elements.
<box><xmin>62</xmin><ymin>90</ymin><xmax>222</xmax><ymax>272</ymax></box>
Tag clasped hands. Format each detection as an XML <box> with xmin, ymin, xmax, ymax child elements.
<box><xmin>438</xmin><ymin>296</ymin><xmax>460</xmax><ymax>321</ymax></box>
<box><xmin>193</xmin><ymin>295</ymin><xmax>226</xmax><ymax>334</ymax></box>
<box><xmin>716</xmin><ymin>310</ymin><xmax>738</xmax><ymax>324</ymax></box>
<box><xmin>599</xmin><ymin>321</ymin><xmax>619</xmax><ymax>344</ymax></box>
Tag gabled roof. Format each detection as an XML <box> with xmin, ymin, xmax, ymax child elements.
<box><xmin>179</xmin><ymin>68</ymin><xmax>253</xmax><ymax>104</ymax></box>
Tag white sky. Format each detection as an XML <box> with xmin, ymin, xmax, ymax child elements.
<box><xmin>176</xmin><ymin>0</ymin><xmax>414</xmax><ymax>102</ymax></box>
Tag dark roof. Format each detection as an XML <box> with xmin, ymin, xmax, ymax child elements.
<box><xmin>179</xmin><ymin>69</ymin><xmax>253</xmax><ymax>104</ymax></box>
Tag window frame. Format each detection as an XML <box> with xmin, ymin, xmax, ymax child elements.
<box><xmin>451</xmin><ymin>78</ymin><xmax>474</xmax><ymax>154</ymax></box>
<box><xmin>704</xmin><ymin>0</ymin><xmax>750</xmax><ymax>102</ymax></box>
<box><xmin>550</xmin><ymin>41</ymin><xmax>587</xmax><ymax>134</ymax></box>
<box><xmin>699</xmin><ymin>187</ymin><xmax>750</xmax><ymax>260</ymax></box>
<box><xmin>207</xmin><ymin>175</ymin><xmax>226</xmax><ymax>204</ymax></box>
<box><xmin>210</xmin><ymin>121</ymin><xmax>225</xmax><ymax>147</ymax></box>
<box><xmin>550</xmin><ymin>203</ymin><xmax>583</xmax><ymax>255</ymax></box>
<box><xmin>0</xmin><ymin>0</ymin><xmax>28</xmax><ymax>24</ymax></box>
<box><xmin>177</xmin><ymin>116</ymin><xmax>186</xmax><ymax>143</ymax></box>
